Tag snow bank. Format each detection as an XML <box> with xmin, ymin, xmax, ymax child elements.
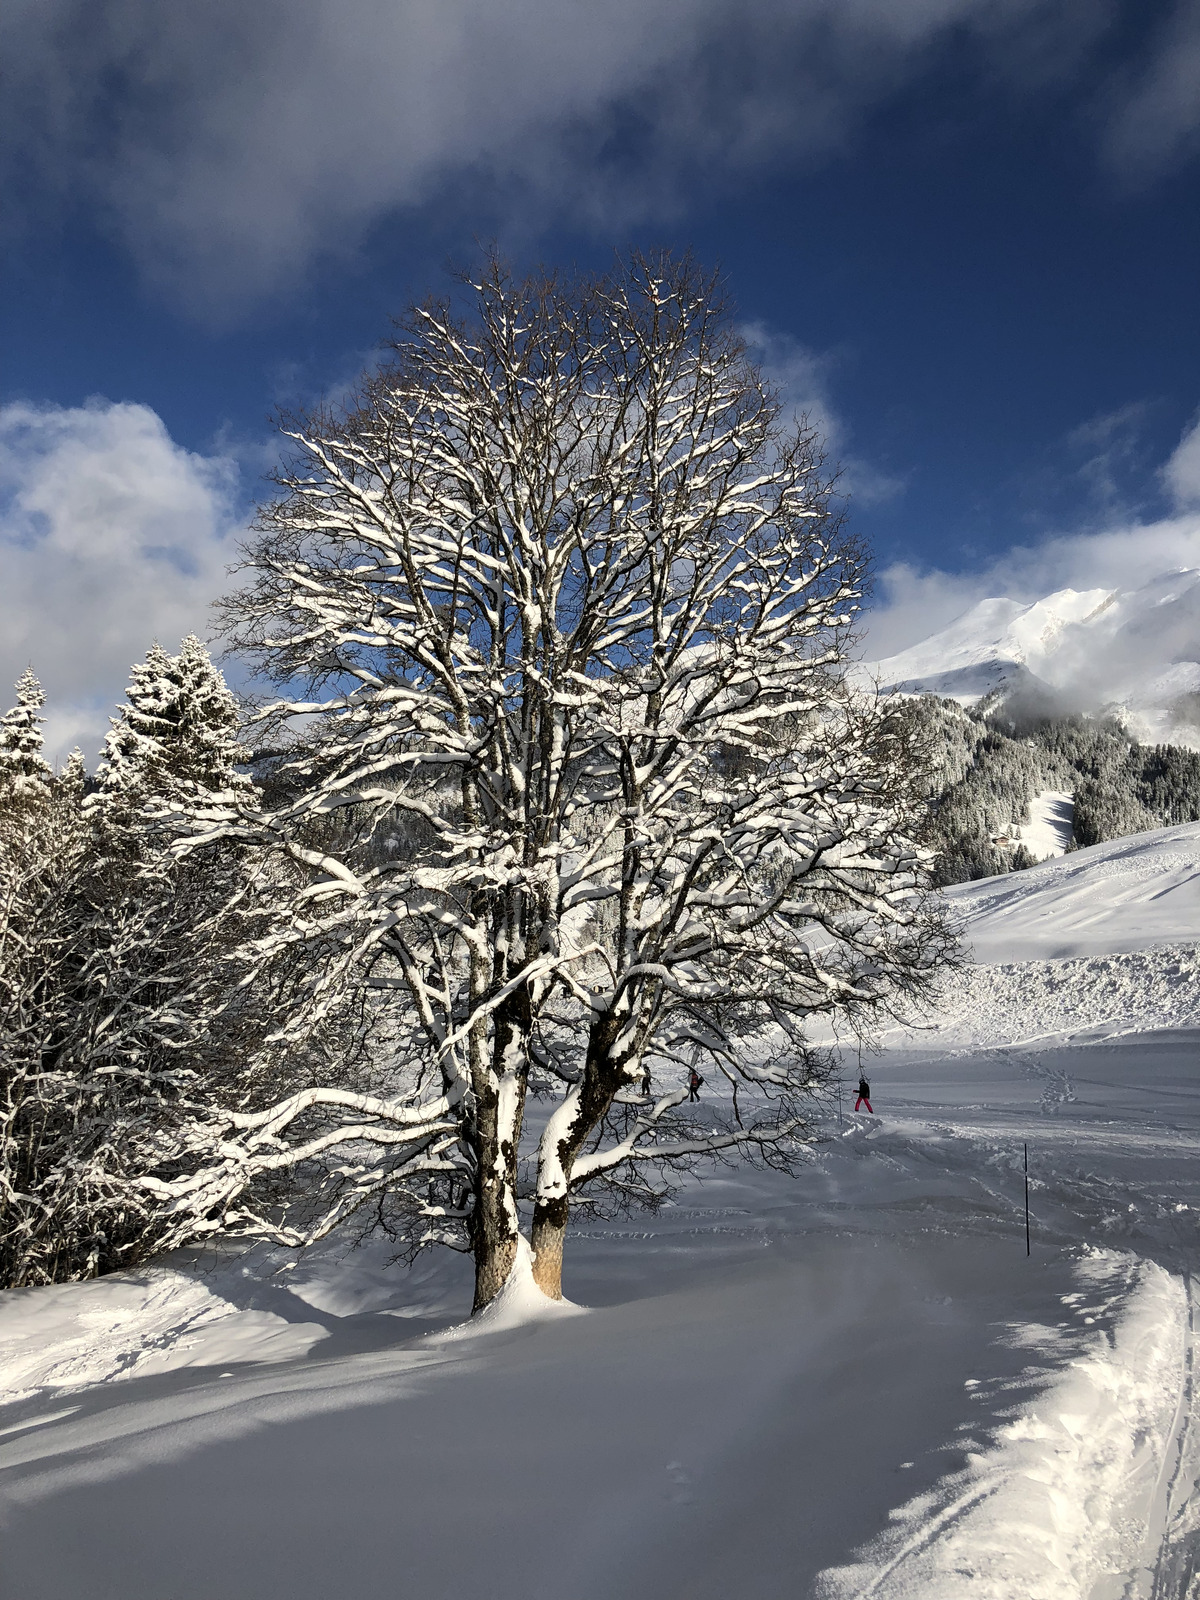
<box><xmin>815</xmin><ymin>1253</ymin><xmax>1189</xmax><ymax>1600</ymax></box>
<box><xmin>892</xmin><ymin>943</ymin><xmax>1200</xmax><ymax>1049</ymax></box>
<box><xmin>430</xmin><ymin>1235</ymin><xmax>585</xmax><ymax>1342</ymax></box>
<box><xmin>877</xmin><ymin>822</ymin><xmax>1200</xmax><ymax>1046</ymax></box>
<box><xmin>0</xmin><ymin>1267</ymin><xmax>327</xmax><ymax>1407</ymax></box>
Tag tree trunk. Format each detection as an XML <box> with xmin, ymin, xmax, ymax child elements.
<box><xmin>529</xmin><ymin>1195</ymin><xmax>568</xmax><ymax>1299</ymax></box>
<box><xmin>469</xmin><ymin>985</ymin><xmax>531</xmax><ymax>1313</ymax></box>
<box><xmin>471</xmin><ymin>1227</ymin><xmax>519</xmax><ymax>1313</ymax></box>
<box><xmin>528</xmin><ymin>1014</ymin><xmax>627</xmax><ymax>1301</ymax></box>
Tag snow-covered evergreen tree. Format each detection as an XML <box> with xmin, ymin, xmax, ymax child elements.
<box><xmin>0</xmin><ymin>669</ymin><xmax>52</xmax><ymax>804</ymax></box>
<box><xmin>91</xmin><ymin>635</ymin><xmax>251</xmax><ymax>843</ymax></box>
<box><xmin>1</xmin><ymin>743</ymin><xmax>104</xmax><ymax>1284</ymax></box>
<box><xmin>82</xmin><ymin>636</ymin><xmax>260</xmax><ymax>1098</ymax></box>
<box><xmin>904</xmin><ymin>697</ymin><xmax>1200</xmax><ymax>882</ymax></box>
<box><xmin>154</xmin><ymin>255</ymin><xmax>954</xmax><ymax>1310</ymax></box>
<box><xmin>0</xmin><ymin>646</ymin><xmax>261</xmax><ymax>1287</ymax></box>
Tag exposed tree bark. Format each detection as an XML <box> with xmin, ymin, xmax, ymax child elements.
<box><xmin>470</xmin><ymin>986</ymin><xmax>531</xmax><ymax>1311</ymax></box>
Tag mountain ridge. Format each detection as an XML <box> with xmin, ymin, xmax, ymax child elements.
<box><xmin>858</xmin><ymin>567</ymin><xmax>1200</xmax><ymax>745</ymax></box>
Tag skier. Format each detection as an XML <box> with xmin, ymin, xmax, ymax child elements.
<box><xmin>854</xmin><ymin>1074</ymin><xmax>873</xmax><ymax>1114</ymax></box>
<box><xmin>688</xmin><ymin>1067</ymin><xmax>704</xmax><ymax>1102</ymax></box>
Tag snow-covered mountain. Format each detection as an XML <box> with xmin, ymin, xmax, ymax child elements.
<box><xmin>859</xmin><ymin>567</ymin><xmax>1200</xmax><ymax>744</ymax></box>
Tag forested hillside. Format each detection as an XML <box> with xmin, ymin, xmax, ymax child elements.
<box><xmin>909</xmin><ymin>696</ymin><xmax>1200</xmax><ymax>885</ymax></box>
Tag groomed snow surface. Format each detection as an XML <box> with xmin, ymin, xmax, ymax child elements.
<box><xmin>5</xmin><ymin>827</ymin><xmax>1200</xmax><ymax>1597</ymax></box>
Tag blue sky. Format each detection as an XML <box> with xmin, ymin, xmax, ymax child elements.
<box><xmin>4</xmin><ymin>0</ymin><xmax>1200</xmax><ymax>758</ymax></box>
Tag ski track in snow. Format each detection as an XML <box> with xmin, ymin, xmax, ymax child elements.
<box><xmin>815</xmin><ymin>1255</ymin><xmax>1190</xmax><ymax>1600</ymax></box>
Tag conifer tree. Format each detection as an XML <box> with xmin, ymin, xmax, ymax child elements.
<box><xmin>0</xmin><ymin>668</ymin><xmax>52</xmax><ymax>804</ymax></box>
<box><xmin>83</xmin><ymin>636</ymin><xmax>259</xmax><ymax>1098</ymax></box>
<box><xmin>1</xmin><ymin>644</ymin><xmax>262</xmax><ymax>1287</ymax></box>
<box><xmin>91</xmin><ymin>636</ymin><xmax>252</xmax><ymax>843</ymax></box>
<box><xmin>1</xmin><ymin>729</ymin><xmax>99</xmax><ymax>1283</ymax></box>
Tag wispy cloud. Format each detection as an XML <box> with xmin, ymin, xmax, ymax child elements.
<box><xmin>0</xmin><ymin>400</ymin><xmax>245</xmax><ymax>765</ymax></box>
<box><xmin>1162</xmin><ymin>413</ymin><xmax>1200</xmax><ymax>510</ymax></box>
<box><xmin>1</xmin><ymin>0</ymin><xmax>1128</xmax><ymax>317</ymax></box>
<box><xmin>741</xmin><ymin>322</ymin><xmax>904</xmax><ymax>508</ymax></box>
<box><xmin>1103</xmin><ymin>0</ymin><xmax>1200</xmax><ymax>178</ymax></box>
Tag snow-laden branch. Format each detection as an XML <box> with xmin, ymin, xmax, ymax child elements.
<box><xmin>164</xmin><ymin>253</ymin><xmax>956</xmax><ymax>1305</ymax></box>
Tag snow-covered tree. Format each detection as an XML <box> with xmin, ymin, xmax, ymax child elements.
<box><xmin>80</xmin><ymin>637</ymin><xmax>260</xmax><ymax>1101</ymax></box>
<box><xmin>154</xmin><ymin>255</ymin><xmax>953</xmax><ymax>1309</ymax></box>
<box><xmin>91</xmin><ymin>635</ymin><xmax>253</xmax><ymax>842</ymax></box>
<box><xmin>0</xmin><ymin>669</ymin><xmax>52</xmax><ymax>805</ymax></box>
<box><xmin>904</xmin><ymin>698</ymin><xmax>1200</xmax><ymax>883</ymax></box>
<box><xmin>0</xmin><ymin>741</ymin><xmax>102</xmax><ymax>1283</ymax></box>
<box><xmin>0</xmin><ymin>645</ymin><xmax>260</xmax><ymax>1287</ymax></box>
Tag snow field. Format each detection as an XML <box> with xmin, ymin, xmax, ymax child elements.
<box><xmin>2</xmin><ymin>822</ymin><xmax>1200</xmax><ymax>1596</ymax></box>
<box><xmin>944</xmin><ymin>822</ymin><xmax>1200</xmax><ymax>962</ymax></box>
<box><xmin>1018</xmin><ymin>789</ymin><xmax>1074</xmax><ymax>863</ymax></box>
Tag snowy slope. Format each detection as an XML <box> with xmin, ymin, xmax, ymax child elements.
<box><xmin>860</xmin><ymin>587</ymin><xmax>1113</xmax><ymax>701</ymax></box>
<box><xmin>4</xmin><ymin>824</ymin><xmax>1200</xmax><ymax>1598</ymax></box>
<box><xmin>949</xmin><ymin>820</ymin><xmax>1200</xmax><ymax>962</ymax></box>
<box><xmin>869</xmin><ymin>822</ymin><xmax>1200</xmax><ymax>1049</ymax></box>
<box><xmin>858</xmin><ymin>567</ymin><xmax>1200</xmax><ymax>742</ymax></box>
<box><xmin>1016</xmin><ymin>789</ymin><xmax>1073</xmax><ymax>862</ymax></box>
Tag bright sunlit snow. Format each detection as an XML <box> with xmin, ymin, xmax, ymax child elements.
<box><xmin>1018</xmin><ymin>789</ymin><xmax>1074</xmax><ymax>863</ymax></box>
<box><xmin>857</xmin><ymin>569</ymin><xmax>1200</xmax><ymax>745</ymax></box>
<box><xmin>3</xmin><ymin>825</ymin><xmax>1200</xmax><ymax>1598</ymax></box>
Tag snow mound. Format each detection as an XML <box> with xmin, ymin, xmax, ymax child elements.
<box><xmin>0</xmin><ymin>1268</ymin><xmax>327</xmax><ymax>1406</ymax></box>
<box><xmin>815</xmin><ymin>1253</ymin><xmax>1189</xmax><ymax>1600</ymax></box>
<box><xmin>431</xmin><ymin>1235</ymin><xmax>586</xmax><ymax>1342</ymax></box>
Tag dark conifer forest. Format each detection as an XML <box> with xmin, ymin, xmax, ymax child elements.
<box><xmin>909</xmin><ymin>696</ymin><xmax>1200</xmax><ymax>886</ymax></box>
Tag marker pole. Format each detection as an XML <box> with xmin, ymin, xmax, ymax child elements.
<box><xmin>1024</xmin><ymin>1142</ymin><xmax>1031</xmax><ymax>1257</ymax></box>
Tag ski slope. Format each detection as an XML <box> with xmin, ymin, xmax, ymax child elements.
<box><xmin>951</xmin><ymin>821</ymin><xmax>1200</xmax><ymax>963</ymax></box>
<box><xmin>2</xmin><ymin>825</ymin><xmax>1200</xmax><ymax>1599</ymax></box>
<box><xmin>1018</xmin><ymin>788</ymin><xmax>1074</xmax><ymax>863</ymax></box>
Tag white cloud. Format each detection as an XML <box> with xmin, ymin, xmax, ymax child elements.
<box><xmin>862</xmin><ymin>512</ymin><xmax>1200</xmax><ymax>662</ymax></box>
<box><xmin>1103</xmin><ymin>0</ymin><xmax>1200</xmax><ymax>178</ymax></box>
<box><xmin>0</xmin><ymin>399</ymin><xmax>245</xmax><ymax>766</ymax></box>
<box><xmin>862</xmin><ymin>395</ymin><xmax>1200</xmax><ymax>665</ymax></box>
<box><xmin>740</xmin><ymin>322</ymin><xmax>904</xmax><ymax>507</ymax></box>
<box><xmin>1162</xmin><ymin>414</ymin><xmax>1200</xmax><ymax>510</ymax></box>
<box><xmin>1</xmin><ymin>0</ymin><xmax>1084</xmax><ymax>315</ymax></box>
